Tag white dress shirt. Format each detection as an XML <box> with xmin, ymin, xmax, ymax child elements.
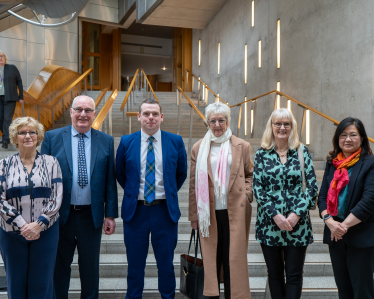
<box><xmin>138</xmin><ymin>129</ymin><xmax>165</xmax><ymax>200</ymax></box>
<box><xmin>210</xmin><ymin>141</ymin><xmax>232</xmax><ymax>210</ymax></box>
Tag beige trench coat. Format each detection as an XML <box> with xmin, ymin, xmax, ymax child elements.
<box><xmin>188</xmin><ymin>135</ymin><xmax>253</xmax><ymax>298</ymax></box>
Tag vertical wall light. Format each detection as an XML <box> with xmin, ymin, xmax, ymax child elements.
<box><xmin>258</xmin><ymin>40</ymin><xmax>261</xmax><ymax>68</ymax></box>
<box><xmin>276</xmin><ymin>81</ymin><xmax>280</xmax><ymax>109</ymax></box>
<box><xmin>277</xmin><ymin>19</ymin><xmax>280</xmax><ymax>68</ymax></box>
<box><xmin>202</xmin><ymin>84</ymin><xmax>205</xmax><ymax>101</ymax></box>
<box><xmin>198</xmin><ymin>76</ymin><xmax>201</xmax><ymax>91</ymax></box>
<box><xmin>287</xmin><ymin>99</ymin><xmax>291</xmax><ymax>111</ymax></box>
<box><xmin>199</xmin><ymin>40</ymin><xmax>201</xmax><ymax>66</ymax></box>
<box><xmin>218</xmin><ymin>42</ymin><xmax>221</xmax><ymax>75</ymax></box>
<box><xmin>244</xmin><ymin>44</ymin><xmax>248</xmax><ymax>84</ymax></box>
<box><xmin>216</xmin><ymin>93</ymin><xmax>220</xmax><ymax>103</ymax></box>
<box><xmin>251</xmin><ymin>0</ymin><xmax>254</xmax><ymax>27</ymax></box>
<box><xmin>244</xmin><ymin>97</ymin><xmax>248</xmax><ymax>136</ymax></box>
<box><xmin>306</xmin><ymin>110</ymin><xmax>310</xmax><ymax>145</ymax></box>
<box><xmin>251</xmin><ymin>109</ymin><xmax>254</xmax><ymax>134</ymax></box>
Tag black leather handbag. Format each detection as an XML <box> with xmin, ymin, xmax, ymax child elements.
<box><xmin>180</xmin><ymin>229</ymin><xmax>204</xmax><ymax>299</ymax></box>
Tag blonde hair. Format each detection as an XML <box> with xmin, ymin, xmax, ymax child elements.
<box><xmin>9</xmin><ymin>117</ymin><xmax>45</xmax><ymax>148</ymax></box>
<box><xmin>0</xmin><ymin>51</ymin><xmax>8</xmax><ymax>64</ymax></box>
<box><xmin>261</xmin><ymin>108</ymin><xmax>300</xmax><ymax>150</ymax></box>
<box><xmin>205</xmin><ymin>102</ymin><xmax>231</xmax><ymax>125</ymax></box>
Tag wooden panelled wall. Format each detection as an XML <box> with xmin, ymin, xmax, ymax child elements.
<box><xmin>172</xmin><ymin>28</ymin><xmax>192</xmax><ymax>92</ymax></box>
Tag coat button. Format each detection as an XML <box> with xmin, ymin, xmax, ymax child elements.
<box><xmin>241</xmin><ymin>203</ymin><xmax>244</xmax><ymax>207</ymax></box>
<box><xmin>239</xmin><ymin>188</ymin><xmax>243</xmax><ymax>191</ymax></box>
<box><xmin>240</xmin><ymin>174</ymin><xmax>243</xmax><ymax>177</ymax></box>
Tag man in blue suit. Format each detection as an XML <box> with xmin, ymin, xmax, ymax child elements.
<box><xmin>41</xmin><ymin>95</ymin><xmax>118</xmax><ymax>299</ymax></box>
<box><xmin>116</xmin><ymin>98</ymin><xmax>187</xmax><ymax>299</ymax></box>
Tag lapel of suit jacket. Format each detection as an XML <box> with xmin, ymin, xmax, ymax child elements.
<box><xmin>90</xmin><ymin>128</ymin><xmax>99</xmax><ymax>177</ymax></box>
<box><xmin>135</xmin><ymin>131</ymin><xmax>141</xmax><ymax>177</ymax></box>
<box><xmin>161</xmin><ymin>130</ymin><xmax>168</xmax><ymax>175</ymax></box>
<box><xmin>228</xmin><ymin>136</ymin><xmax>241</xmax><ymax>193</ymax></box>
<box><xmin>63</xmin><ymin>125</ymin><xmax>73</xmax><ymax>174</ymax></box>
<box><xmin>345</xmin><ymin>157</ymin><xmax>363</xmax><ymax>213</ymax></box>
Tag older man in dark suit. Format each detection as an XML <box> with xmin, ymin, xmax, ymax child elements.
<box><xmin>41</xmin><ymin>95</ymin><xmax>118</xmax><ymax>299</ymax></box>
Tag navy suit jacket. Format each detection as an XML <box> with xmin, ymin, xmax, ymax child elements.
<box><xmin>116</xmin><ymin>130</ymin><xmax>187</xmax><ymax>223</ymax></box>
<box><xmin>318</xmin><ymin>155</ymin><xmax>374</xmax><ymax>248</ymax></box>
<box><xmin>41</xmin><ymin>125</ymin><xmax>118</xmax><ymax>229</ymax></box>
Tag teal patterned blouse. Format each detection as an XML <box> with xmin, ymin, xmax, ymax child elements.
<box><xmin>253</xmin><ymin>145</ymin><xmax>318</xmax><ymax>246</ymax></box>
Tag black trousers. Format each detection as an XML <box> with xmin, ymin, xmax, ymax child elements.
<box><xmin>53</xmin><ymin>207</ymin><xmax>102</xmax><ymax>299</ymax></box>
<box><xmin>261</xmin><ymin>243</ymin><xmax>307</xmax><ymax>299</ymax></box>
<box><xmin>0</xmin><ymin>95</ymin><xmax>16</xmax><ymax>143</ymax></box>
<box><xmin>205</xmin><ymin>209</ymin><xmax>231</xmax><ymax>299</ymax></box>
<box><xmin>329</xmin><ymin>239</ymin><xmax>374</xmax><ymax>299</ymax></box>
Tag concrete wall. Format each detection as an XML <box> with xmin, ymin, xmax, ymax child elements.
<box><xmin>192</xmin><ymin>0</ymin><xmax>374</xmax><ymax>160</ymax></box>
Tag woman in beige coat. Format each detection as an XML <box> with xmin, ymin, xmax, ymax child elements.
<box><xmin>189</xmin><ymin>102</ymin><xmax>253</xmax><ymax>299</ymax></box>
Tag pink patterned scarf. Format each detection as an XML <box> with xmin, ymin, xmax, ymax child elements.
<box><xmin>195</xmin><ymin>128</ymin><xmax>232</xmax><ymax>237</ymax></box>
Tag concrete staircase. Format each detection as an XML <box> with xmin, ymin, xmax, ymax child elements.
<box><xmin>0</xmin><ymin>91</ymin><xmax>337</xmax><ymax>298</ymax></box>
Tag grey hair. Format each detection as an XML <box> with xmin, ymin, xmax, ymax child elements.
<box><xmin>71</xmin><ymin>95</ymin><xmax>95</xmax><ymax>109</ymax></box>
<box><xmin>205</xmin><ymin>102</ymin><xmax>231</xmax><ymax>125</ymax></box>
<box><xmin>0</xmin><ymin>51</ymin><xmax>8</xmax><ymax>64</ymax></box>
<box><xmin>9</xmin><ymin>117</ymin><xmax>44</xmax><ymax>149</ymax></box>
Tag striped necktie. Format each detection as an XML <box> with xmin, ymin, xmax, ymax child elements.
<box><xmin>144</xmin><ymin>136</ymin><xmax>155</xmax><ymax>203</ymax></box>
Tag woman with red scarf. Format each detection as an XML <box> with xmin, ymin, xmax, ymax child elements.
<box><xmin>318</xmin><ymin>117</ymin><xmax>374</xmax><ymax>299</ymax></box>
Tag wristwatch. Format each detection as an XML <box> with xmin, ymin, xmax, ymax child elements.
<box><xmin>323</xmin><ymin>214</ymin><xmax>332</xmax><ymax>222</ymax></box>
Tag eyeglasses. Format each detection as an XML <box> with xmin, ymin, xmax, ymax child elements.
<box><xmin>339</xmin><ymin>133</ymin><xmax>360</xmax><ymax>140</ymax></box>
<box><xmin>17</xmin><ymin>131</ymin><xmax>37</xmax><ymax>137</ymax></box>
<box><xmin>0</xmin><ymin>55</ymin><xmax>5</xmax><ymax>58</ymax></box>
<box><xmin>272</xmin><ymin>122</ymin><xmax>291</xmax><ymax>128</ymax></box>
<box><xmin>72</xmin><ymin>107</ymin><xmax>95</xmax><ymax>115</ymax></box>
<box><xmin>209</xmin><ymin>119</ymin><xmax>226</xmax><ymax>126</ymax></box>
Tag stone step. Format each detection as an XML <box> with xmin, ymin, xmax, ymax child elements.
<box><xmin>99</xmin><ymin>233</ymin><xmax>328</xmax><ymax>255</ymax></box>
<box><xmin>0</xmin><ymin>252</ymin><xmax>333</xmax><ymax>279</ymax></box>
<box><xmin>0</xmin><ymin>276</ymin><xmax>338</xmax><ymax>299</ymax></box>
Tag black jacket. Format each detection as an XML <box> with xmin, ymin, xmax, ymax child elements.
<box><xmin>3</xmin><ymin>64</ymin><xmax>23</xmax><ymax>102</ymax></box>
<box><xmin>318</xmin><ymin>155</ymin><xmax>374</xmax><ymax>247</ymax></box>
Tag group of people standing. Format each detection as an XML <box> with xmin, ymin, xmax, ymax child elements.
<box><xmin>0</xmin><ymin>90</ymin><xmax>372</xmax><ymax>299</ymax></box>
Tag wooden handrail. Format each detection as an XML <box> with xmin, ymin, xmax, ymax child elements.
<box><xmin>94</xmin><ymin>88</ymin><xmax>108</xmax><ymax>108</ymax></box>
<box><xmin>177</xmin><ymin>86</ymin><xmax>206</xmax><ymax>123</ymax></box>
<box><xmin>141</xmin><ymin>68</ymin><xmax>159</xmax><ymax>103</ymax></box>
<box><xmin>120</xmin><ymin>68</ymin><xmax>140</xmax><ymax>111</ymax></box>
<box><xmin>92</xmin><ymin>89</ymin><xmax>118</xmax><ymax>130</ymax></box>
<box><xmin>230</xmin><ymin>90</ymin><xmax>278</xmax><ymax>108</ymax></box>
<box><xmin>126</xmin><ymin>112</ymin><xmax>138</xmax><ymax>117</ymax></box>
<box><xmin>187</xmin><ymin>69</ymin><xmax>229</xmax><ymax>106</ymax></box>
<box><xmin>49</xmin><ymin>68</ymin><xmax>93</xmax><ymax>108</ymax></box>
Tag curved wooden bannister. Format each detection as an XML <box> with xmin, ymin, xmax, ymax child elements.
<box><xmin>14</xmin><ymin>66</ymin><xmax>93</xmax><ymax>131</ymax></box>
<box><xmin>94</xmin><ymin>88</ymin><xmax>108</xmax><ymax>108</ymax></box>
<box><xmin>92</xmin><ymin>89</ymin><xmax>118</xmax><ymax>131</ymax></box>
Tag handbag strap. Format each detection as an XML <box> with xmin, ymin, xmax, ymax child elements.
<box><xmin>194</xmin><ymin>229</ymin><xmax>203</xmax><ymax>265</ymax></box>
<box><xmin>297</xmin><ymin>144</ymin><xmax>306</xmax><ymax>193</ymax></box>
<box><xmin>188</xmin><ymin>229</ymin><xmax>196</xmax><ymax>256</ymax></box>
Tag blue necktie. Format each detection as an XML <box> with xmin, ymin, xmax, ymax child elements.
<box><xmin>144</xmin><ymin>136</ymin><xmax>155</xmax><ymax>203</ymax></box>
<box><xmin>78</xmin><ymin>133</ymin><xmax>88</xmax><ymax>189</ymax></box>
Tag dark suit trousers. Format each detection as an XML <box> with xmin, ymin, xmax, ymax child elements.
<box><xmin>123</xmin><ymin>202</ymin><xmax>178</xmax><ymax>299</ymax></box>
<box><xmin>54</xmin><ymin>207</ymin><xmax>102</xmax><ymax>299</ymax></box>
<box><xmin>329</xmin><ymin>239</ymin><xmax>374</xmax><ymax>299</ymax></box>
<box><xmin>261</xmin><ymin>243</ymin><xmax>307</xmax><ymax>299</ymax></box>
<box><xmin>0</xmin><ymin>95</ymin><xmax>16</xmax><ymax>143</ymax></box>
<box><xmin>0</xmin><ymin>221</ymin><xmax>59</xmax><ymax>299</ymax></box>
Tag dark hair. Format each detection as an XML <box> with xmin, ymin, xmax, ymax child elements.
<box><xmin>327</xmin><ymin>117</ymin><xmax>373</xmax><ymax>163</ymax></box>
<box><xmin>139</xmin><ymin>98</ymin><xmax>162</xmax><ymax>114</ymax></box>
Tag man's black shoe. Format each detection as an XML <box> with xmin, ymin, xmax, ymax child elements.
<box><xmin>2</xmin><ymin>142</ymin><xmax>8</xmax><ymax>149</ymax></box>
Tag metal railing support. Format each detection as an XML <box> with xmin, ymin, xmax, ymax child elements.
<box><xmin>300</xmin><ymin>108</ymin><xmax>307</xmax><ymax>141</ymax></box>
<box><xmin>185</xmin><ymin>70</ymin><xmax>188</xmax><ymax>91</ymax></box>
<box><xmin>177</xmin><ymin>90</ymin><xmax>181</xmax><ymax>135</ymax></box>
<box><xmin>123</xmin><ymin>110</ymin><xmax>125</xmax><ymax>134</ymax></box>
<box><xmin>188</xmin><ymin>106</ymin><xmax>194</xmax><ymax>156</ymax></box>
<box><xmin>251</xmin><ymin>100</ymin><xmax>257</xmax><ymax>138</ymax></box>
<box><xmin>129</xmin><ymin>117</ymin><xmax>132</xmax><ymax>135</ymax></box>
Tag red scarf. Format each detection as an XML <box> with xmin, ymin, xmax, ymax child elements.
<box><xmin>326</xmin><ymin>148</ymin><xmax>361</xmax><ymax>216</ymax></box>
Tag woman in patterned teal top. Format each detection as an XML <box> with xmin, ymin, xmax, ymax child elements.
<box><xmin>253</xmin><ymin>108</ymin><xmax>318</xmax><ymax>299</ymax></box>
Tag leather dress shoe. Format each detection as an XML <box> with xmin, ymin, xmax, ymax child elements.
<box><xmin>0</xmin><ymin>140</ymin><xmax>2</xmax><ymax>144</ymax></box>
<box><xmin>2</xmin><ymin>142</ymin><xmax>8</xmax><ymax>149</ymax></box>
